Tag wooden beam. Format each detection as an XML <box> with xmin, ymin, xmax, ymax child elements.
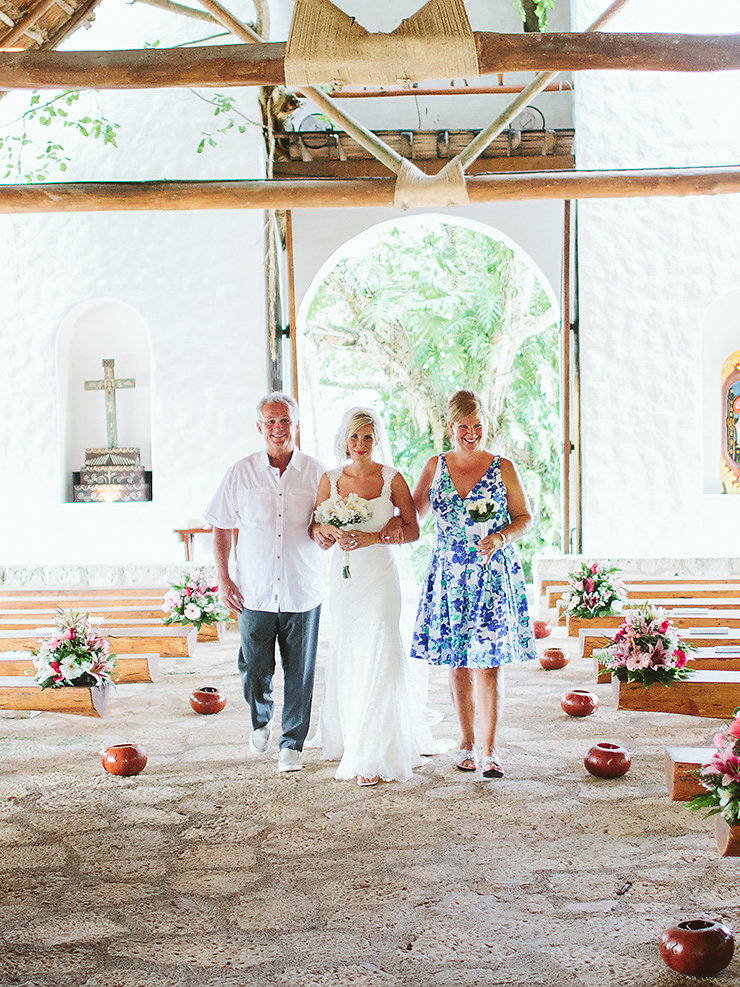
<box><xmin>0</xmin><ymin>680</ymin><xmax>109</xmax><ymax>716</ymax></box>
<box><xmin>0</xmin><ymin>33</ymin><xmax>739</xmax><ymax>90</ymax></box>
<box><xmin>0</xmin><ymin>0</ymin><xmax>59</xmax><ymax>50</ymax></box>
<box><xmin>664</xmin><ymin>747</ymin><xmax>711</xmax><ymax>801</ymax></box>
<box><xmin>2</xmin><ymin>167</ymin><xmax>740</xmax><ymax>213</ymax></box>
<box><xmin>0</xmin><ymin>653</ymin><xmax>160</xmax><ymax>684</ymax></box>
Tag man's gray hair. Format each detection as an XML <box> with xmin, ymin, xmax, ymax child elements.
<box><xmin>256</xmin><ymin>392</ymin><xmax>299</xmax><ymax>422</ymax></box>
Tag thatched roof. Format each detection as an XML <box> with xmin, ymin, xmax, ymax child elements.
<box><xmin>0</xmin><ymin>0</ymin><xmax>102</xmax><ymax>53</ymax></box>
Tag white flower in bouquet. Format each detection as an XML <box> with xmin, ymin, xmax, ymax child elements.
<box><xmin>314</xmin><ymin>494</ymin><xmax>372</xmax><ymax>578</ymax></box>
<box><xmin>184</xmin><ymin>603</ymin><xmax>201</xmax><ymax>621</ymax></box>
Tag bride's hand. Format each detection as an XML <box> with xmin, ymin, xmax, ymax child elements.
<box><xmin>335</xmin><ymin>530</ymin><xmax>375</xmax><ymax>550</ymax></box>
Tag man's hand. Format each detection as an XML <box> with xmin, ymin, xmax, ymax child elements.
<box><xmin>312</xmin><ymin>523</ymin><xmax>337</xmax><ymax>551</ymax></box>
<box><xmin>378</xmin><ymin>515</ymin><xmax>404</xmax><ymax>545</ymax></box>
<box><xmin>219</xmin><ymin>575</ymin><xmax>244</xmax><ymax>613</ymax></box>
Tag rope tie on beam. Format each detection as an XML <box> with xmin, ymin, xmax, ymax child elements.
<box><xmin>285</xmin><ymin>0</ymin><xmax>478</xmax><ymax>89</ymax></box>
<box><xmin>393</xmin><ymin>157</ymin><xmax>469</xmax><ymax>209</ymax></box>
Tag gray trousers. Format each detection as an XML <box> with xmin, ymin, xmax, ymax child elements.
<box><xmin>237</xmin><ymin>605</ymin><xmax>321</xmax><ymax>751</ymax></box>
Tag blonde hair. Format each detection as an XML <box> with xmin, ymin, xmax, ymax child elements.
<box><xmin>336</xmin><ymin>409</ymin><xmax>378</xmax><ymax>460</ymax></box>
<box><xmin>446</xmin><ymin>389</ymin><xmax>487</xmax><ymax>425</ymax></box>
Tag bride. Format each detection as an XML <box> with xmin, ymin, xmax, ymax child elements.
<box><xmin>309</xmin><ymin>407</ymin><xmax>437</xmax><ymax>786</ymax></box>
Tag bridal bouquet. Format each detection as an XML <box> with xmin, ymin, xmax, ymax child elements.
<box><xmin>466</xmin><ymin>496</ymin><xmax>501</xmax><ymax>564</ymax></box>
<box><xmin>33</xmin><ymin>610</ymin><xmax>116</xmax><ymax>690</ymax></box>
<box><xmin>162</xmin><ymin>567</ymin><xmax>231</xmax><ymax>631</ymax></box>
<box><xmin>600</xmin><ymin>603</ymin><xmax>693</xmax><ymax>687</ymax></box>
<box><xmin>688</xmin><ymin>709</ymin><xmax>740</xmax><ymax>825</ymax></box>
<box><xmin>314</xmin><ymin>493</ymin><xmax>372</xmax><ymax>578</ymax></box>
<box><xmin>564</xmin><ymin>560</ymin><xmax>628</xmax><ymax>618</ymax></box>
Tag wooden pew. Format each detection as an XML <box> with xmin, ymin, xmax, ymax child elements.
<box><xmin>542</xmin><ymin>576</ymin><xmax>740</xmax><ymax>603</ymax></box>
<box><xmin>593</xmin><ymin>646</ymin><xmax>740</xmax><ymax>684</ymax></box>
<box><xmin>547</xmin><ymin>580</ymin><xmax>740</xmax><ymax>610</ymax></box>
<box><xmin>664</xmin><ymin>746</ymin><xmax>712</xmax><ymax>801</ymax></box>
<box><xmin>0</xmin><ymin>677</ymin><xmax>109</xmax><ymax>717</ymax></box>
<box><xmin>612</xmin><ymin>670</ymin><xmax>740</xmax><ymax>719</ymax></box>
<box><xmin>0</xmin><ymin>586</ymin><xmax>168</xmax><ymax>600</ymax></box>
<box><xmin>0</xmin><ymin>653</ymin><xmax>159</xmax><ymax>685</ymax></box>
<box><xmin>568</xmin><ymin>609</ymin><xmax>740</xmax><ymax>638</ymax></box>
<box><xmin>580</xmin><ymin>629</ymin><xmax>740</xmax><ymax>661</ymax></box>
<box><xmin>0</xmin><ymin>626</ymin><xmax>196</xmax><ymax>657</ymax></box>
<box><xmin>556</xmin><ymin>593</ymin><xmax>740</xmax><ymax>625</ymax></box>
<box><xmin>0</xmin><ymin>612</ymin><xmax>224</xmax><ymax>643</ymax></box>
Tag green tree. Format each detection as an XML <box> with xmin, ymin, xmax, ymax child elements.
<box><xmin>303</xmin><ymin>221</ymin><xmax>561</xmax><ymax>578</ymax></box>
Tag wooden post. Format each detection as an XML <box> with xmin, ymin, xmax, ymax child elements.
<box><xmin>285</xmin><ymin>210</ymin><xmax>300</xmax><ymax>407</ymax></box>
<box><xmin>561</xmin><ymin>200</ymin><xmax>571</xmax><ymax>553</ymax></box>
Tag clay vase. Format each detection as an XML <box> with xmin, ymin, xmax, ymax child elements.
<box><xmin>533</xmin><ymin>621</ymin><xmax>552</xmax><ymax>639</ymax></box>
<box><xmin>539</xmin><ymin>648</ymin><xmax>569</xmax><ymax>670</ymax></box>
<box><xmin>190</xmin><ymin>686</ymin><xmax>227</xmax><ymax>715</ymax></box>
<box><xmin>659</xmin><ymin>920</ymin><xmax>734</xmax><ymax>977</ymax></box>
<box><xmin>101</xmin><ymin>743</ymin><xmax>147</xmax><ymax>777</ymax></box>
<box><xmin>561</xmin><ymin>689</ymin><xmax>600</xmax><ymax>718</ymax></box>
<box><xmin>584</xmin><ymin>742</ymin><xmax>631</xmax><ymax>778</ymax></box>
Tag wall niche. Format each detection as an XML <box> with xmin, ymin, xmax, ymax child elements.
<box><xmin>57</xmin><ymin>299</ymin><xmax>153</xmax><ymax>504</ymax></box>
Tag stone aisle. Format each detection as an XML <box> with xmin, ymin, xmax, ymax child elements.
<box><xmin>0</xmin><ymin>624</ymin><xmax>738</xmax><ymax>987</ymax></box>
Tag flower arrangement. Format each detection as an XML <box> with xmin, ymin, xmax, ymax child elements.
<box><xmin>33</xmin><ymin>610</ymin><xmax>116</xmax><ymax>690</ymax></box>
<box><xmin>466</xmin><ymin>496</ymin><xmax>501</xmax><ymax>565</ymax></box>
<box><xmin>162</xmin><ymin>568</ymin><xmax>231</xmax><ymax>630</ymax></box>
<box><xmin>688</xmin><ymin>709</ymin><xmax>740</xmax><ymax>826</ymax></box>
<box><xmin>314</xmin><ymin>493</ymin><xmax>372</xmax><ymax>578</ymax></box>
<box><xmin>600</xmin><ymin>603</ymin><xmax>693</xmax><ymax>687</ymax></box>
<box><xmin>564</xmin><ymin>560</ymin><xmax>627</xmax><ymax>619</ymax></box>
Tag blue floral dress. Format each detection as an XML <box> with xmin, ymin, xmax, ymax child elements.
<box><xmin>411</xmin><ymin>454</ymin><xmax>536</xmax><ymax>669</ymax></box>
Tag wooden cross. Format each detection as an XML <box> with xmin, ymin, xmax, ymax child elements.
<box><xmin>84</xmin><ymin>358</ymin><xmax>135</xmax><ymax>449</ymax></box>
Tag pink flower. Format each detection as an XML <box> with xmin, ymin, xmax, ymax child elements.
<box><xmin>658</xmin><ymin>620</ymin><xmax>670</xmax><ymax>634</ymax></box>
<box><xmin>728</xmin><ymin>718</ymin><xmax>740</xmax><ymax>739</ymax></box>
<box><xmin>674</xmin><ymin>649</ymin><xmax>687</xmax><ymax>669</ymax></box>
<box><xmin>591</xmin><ymin>562</ymin><xmax>599</xmax><ymax>574</ymax></box>
<box><xmin>49</xmin><ymin>635</ymin><xmax>63</xmax><ymax>649</ymax></box>
<box><xmin>63</xmin><ymin>627</ymin><xmax>75</xmax><ymax>641</ymax></box>
<box><xmin>714</xmin><ymin>732</ymin><xmax>729</xmax><ymax>749</ymax></box>
<box><xmin>185</xmin><ymin>587</ymin><xmax>192</xmax><ymax>596</ymax></box>
<box><xmin>50</xmin><ymin>660</ymin><xmax>64</xmax><ymax>683</ymax></box>
<box><xmin>585</xmin><ymin>578</ymin><xmax>594</xmax><ymax>592</ymax></box>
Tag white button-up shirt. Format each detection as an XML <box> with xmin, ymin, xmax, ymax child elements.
<box><xmin>204</xmin><ymin>449</ymin><xmax>325</xmax><ymax>613</ymax></box>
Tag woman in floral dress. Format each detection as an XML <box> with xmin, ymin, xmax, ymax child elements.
<box><xmin>410</xmin><ymin>390</ymin><xmax>536</xmax><ymax>779</ymax></box>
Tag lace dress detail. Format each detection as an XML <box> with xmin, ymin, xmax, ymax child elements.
<box><xmin>308</xmin><ymin>465</ymin><xmax>439</xmax><ymax>781</ymax></box>
<box><xmin>411</xmin><ymin>454</ymin><xmax>536</xmax><ymax>669</ymax></box>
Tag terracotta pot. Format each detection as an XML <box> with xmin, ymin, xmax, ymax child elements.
<box><xmin>190</xmin><ymin>686</ymin><xmax>227</xmax><ymax>715</ymax></box>
<box><xmin>101</xmin><ymin>743</ymin><xmax>148</xmax><ymax>777</ymax></box>
<box><xmin>584</xmin><ymin>742</ymin><xmax>631</xmax><ymax>779</ymax></box>
<box><xmin>561</xmin><ymin>689</ymin><xmax>600</xmax><ymax>718</ymax></box>
<box><xmin>533</xmin><ymin>621</ymin><xmax>552</xmax><ymax>639</ymax></box>
<box><xmin>539</xmin><ymin>648</ymin><xmax>569</xmax><ymax>670</ymax></box>
<box><xmin>659</xmin><ymin>920</ymin><xmax>734</xmax><ymax>977</ymax></box>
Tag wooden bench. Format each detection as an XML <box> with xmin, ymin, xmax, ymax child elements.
<box><xmin>612</xmin><ymin>670</ymin><xmax>740</xmax><ymax>719</ymax></box>
<box><xmin>0</xmin><ymin>653</ymin><xmax>159</xmax><ymax>685</ymax></box>
<box><xmin>568</xmin><ymin>609</ymin><xmax>740</xmax><ymax>638</ymax></box>
<box><xmin>547</xmin><ymin>580</ymin><xmax>740</xmax><ymax>610</ymax></box>
<box><xmin>0</xmin><ymin>677</ymin><xmax>109</xmax><ymax>717</ymax></box>
<box><xmin>0</xmin><ymin>625</ymin><xmax>196</xmax><ymax>657</ymax></box>
<box><xmin>555</xmin><ymin>592</ymin><xmax>740</xmax><ymax>625</ymax></box>
<box><xmin>593</xmin><ymin>646</ymin><xmax>740</xmax><ymax>684</ymax></box>
<box><xmin>0</xmin><ymin>586</ymin><xmax>168</xmax><ymax>600</ymax></box>
<box><xmin>664</xmin><ymin>746</ymin><xmax>712</xmax><ymax>801</ymax></box>
<box><xmin>0</xmin><ymin>612</ymin><xmax>224</xmax><ymax>643</ymax></box>
<box><xmin>541</xmin><ymin>576</ymin><xmax>740</xmax><ymax>606</ymax></box>
<box><xmin>580</xmin><ymin>629</ymin><xmax>740</xmax><ymax>661</ymax></box>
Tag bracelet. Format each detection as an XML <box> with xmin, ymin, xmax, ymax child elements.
<box><xmin>499</xmin><ymin>531</ymin><xmax>507</xmax><ymax>547</ymax></box>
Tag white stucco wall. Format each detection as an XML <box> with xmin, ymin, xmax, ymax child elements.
<box><xmin>0</xmin><ymin>3</ymin><xmax>269</xmax><ymax>565</ymax></box>
<box><xmin>574</xmin><ymin>0</ymin><xmax>740</xmax><ymax>557</ymax></box>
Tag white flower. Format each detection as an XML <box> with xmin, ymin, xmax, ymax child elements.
<box><xmin>184</xmin><ymin>603</ymin><xmax>201</xmax><ymax>620</ymax></box>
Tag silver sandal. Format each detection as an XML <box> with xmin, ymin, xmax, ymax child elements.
<box><xmin>455</xmin><ymin>748</ymin><xmax>478</xmax><ymax>772</ymax></box>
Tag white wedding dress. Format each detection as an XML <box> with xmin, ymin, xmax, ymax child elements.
<box><xmin>308</xmin><ymin>465</ymin><xmax>441</xmax><ymax>781</ymax></box>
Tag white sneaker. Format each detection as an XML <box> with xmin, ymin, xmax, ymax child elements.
<box><xmin>249</xmin><ymin>721</ymin><xmax>272</xmax><ymax>755</ymax></box>
<box><xmin>278</xmin><ymin>748</ymin><xmax>303</xmax><ymax>772</ymax></box>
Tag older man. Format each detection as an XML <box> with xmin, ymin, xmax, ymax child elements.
<box><xmin>204</xmin><ymin>392</ymin><xmax>327</xmax><ymax>772</ymax></box>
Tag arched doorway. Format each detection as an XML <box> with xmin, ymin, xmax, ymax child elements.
<box><xmin>297</xmin><ymin>214</ymin><xmax>561</xmax><ymax>576</ymax></box>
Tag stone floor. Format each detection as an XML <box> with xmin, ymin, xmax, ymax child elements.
<box><xmin>1</xmin><ymin>619</ymin><xmax>738</xmax><ymax>987</ymax></box>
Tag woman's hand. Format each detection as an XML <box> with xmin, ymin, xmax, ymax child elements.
<box><xmin>478</xmin><ymin>531</ymin><xmax>506</xmax><ymax>559</ymax></box>
<box><xmin>378</xmin><ymin>515</ymin><xmax>404</xmax><ymax>545</ymax></box>
<box><xmin>312</xmin><ymin>523</ymin><xmax>337</xmax><ymax>550</ymax></box>
<box><xmin>335</xmin><ymin>529</ymin><xmax>377</xmax><ymax>550</ymax></box>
